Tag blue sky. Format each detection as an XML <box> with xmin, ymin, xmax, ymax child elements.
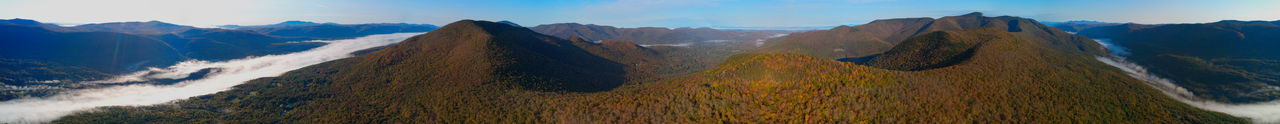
<box><xmin>1</xmin><ymin>0</ymin><xmax>1276</xmax><ymax>28</ymax></box>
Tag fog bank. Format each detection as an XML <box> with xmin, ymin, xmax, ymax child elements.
<box><xmin>0</xmin><ymin>32</ymin><xmax>421</xmax><ymax>123</ymax></box>
<box><xmin>1092</xmin><ymin>39</ymin><xmax>1280</xmax><ymax>123</ymax></box>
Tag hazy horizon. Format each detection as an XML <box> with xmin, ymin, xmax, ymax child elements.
<box><xmin>2</xmin><ymin>0</ymin><xmax>1277</xmax><ymax>28</ymax></box>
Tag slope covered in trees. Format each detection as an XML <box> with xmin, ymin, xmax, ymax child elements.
<box><xmin>55</xmin><ymin>18</ymin><xmax>1245</xmax><ymax>123</ymax></box>
<box><xmin>1078</xmin><ymin>20</ymin><xmax>1280</xmax><ymax>103</ymax></box>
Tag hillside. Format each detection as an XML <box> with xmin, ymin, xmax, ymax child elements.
<box><xmin>55</xmin><ymin>19</ymin><xmax>1245</xmax><ymax>123</ymax></box>
<box><xmin>530</xmin><ymin>23</ymin><xmax>786</xmax><ymax>44</ymax></box>
<box><xmin>1078</xmin><ymin>20</ymin><xmax>1280</xmax><ymax>103</ymax></box>
<box><xmin>762</xmin><ymin>12</ymin><xmax>1103</xmax><ymax>59</ymax></box>
<box><xmin>861</xmin><ymin>30</ymin><xmax>992</xmax><ymax>70</ymax></box>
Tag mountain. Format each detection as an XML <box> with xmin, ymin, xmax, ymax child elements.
<box><xmin>69</xmin><ymin>21</ymin><xmax>196</xmax><ymax>34</ymax></box>
<box><xmin>1078</xmin><ymin>20</ymin><xmax>1280</xmax><ymax>103</ymax></box>
<box><xmin>1075</xmin><ymin>23</ymin><xmax>1156</xmax><ymax>38</ymax></box>
<box><xmin>529</xmin><ymin>23</ymin><xmax>787</xmax><ymax>44</ymax></box>
<box><xmin>1044</xmin><ymin>20</ymin><xmax>1122</xmax><ymax>32</ymax></box>
<box><xmin>0</xmin><ymin>18</ymin><xmax>75</xmax><ymax>32</ymax></box>
<box><xmin>42</xmin><ymin>20</ymin><xmax>429</xmax><ymax>61</ymax></box>
<box><xmin>217</xmin><ymin>21</ymin><xmax>337</xmax><ymax>29</ymax></box>
<box><xmin>762</xmin><ymin>12</ymin><xmax>1104</xmax><ymax>59</ymax></box>
<box><xmin>1</xmin><ymin>19</ymin><xmax>433</xmax><ymax>71</ymax></box>
<box><xmin>0</xmin><ymin>25</ymin><xmax>184</xmax><ymax>74</ymax></box>
<box><xmin>237</xmin><ymin>23</ymin><xmax>438</xmax><ymax>40</ymax></box>
<box><xmin>56</xmin><ymin>18</ymin><xmax>1244</xmax><ymax>123</ymax></box>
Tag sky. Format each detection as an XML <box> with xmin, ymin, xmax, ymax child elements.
<box><xmin>1</xmin><ymin>0</ymin><xmax>1277</xmax><ymax>28</ymax></box>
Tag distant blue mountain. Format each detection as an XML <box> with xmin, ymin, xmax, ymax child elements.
<box><xmin>0</xmin><ymin>18</ymin><xmax>43</xmax><ymax>26</ymax></box>
<box><xmin>1044</xmin><ymin>20</ymin><xmax>1122</xmax><ymax>32</ymax></box>
<box><xmin>0</xmin><ymin>18</ymin><xmax>76</xmax><ymax>32</ymax></box>
<box><xmin>218</xmin><ymin>21</ymin><xmax>340</xmax><ymax>29</ymax></box>
<box><xmin>71</xmin><ymin>21</ymin><xmax>196</xmax><ymax>34</ymax></box>
<box><xmin>1042</xmin><ymin>20</ymin><xmax>1114</xmax><ymax>26</ymax></box>
<box><xmin>236</xmin><ymin>22</ymin><xmax>438</xmax><ymax>40</ymax></box>
<box><xmin>498</xmin><ymin>20</ymin><xmax>522</xmax><ymax>27</ymax></box>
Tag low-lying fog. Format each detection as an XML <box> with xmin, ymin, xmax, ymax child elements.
<box><xmin>0</xmin><ymin>32</ymin><xmax>422</xmax><ymax>123</ymax></box>
<box><xmin>1092</xmin><ymin>39</ymin><xmax>1280</xmax><ymax>123</ymax></box>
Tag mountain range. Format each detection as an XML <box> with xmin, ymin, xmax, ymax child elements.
<box><xmin>1042</xmin><ymin>20</ymin><xmax>1122</xmax><ymax>32</ymax></box>
<box><xmin>760</xmin><ymin>12</ymin><xmax>1103</xmax><ymax>59</ymax></box>
<box><xmin>218</xmin><ymin>21</ymin><xmax>339</xmax><ymax>29</ymax></box>
<box><xmin>53</xmin><ymin>17</ymin><xmax>1245</xmax><ymax>123</ymax></box>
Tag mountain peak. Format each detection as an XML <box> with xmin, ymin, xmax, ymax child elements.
<box><xmin>434</xmin><ymin>20</ymin><xmax>525</xmax><ymax>35</ymax></box>
<box><xmin>366</xmin><ymin>19</ymin><xmax>627</xmax><ymax>92</ymax></box>
<box><xmin>961</xmin><ymin>12</ymin><xmax>983</xmax><ymax>17</ymax></box>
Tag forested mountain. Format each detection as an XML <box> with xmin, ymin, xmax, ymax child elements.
<box><xmin>761</xmin><ymin>12</ymin><xmax>1102</xmax><ymax>59</ymax></box>
<box><xmin>1078</xmin><ymin>20</ymin><xmax>1280</xmax><ymax>103</ymax></box>
<box><xmin>55</xmin><ymin>17</ymin><xmax>1244</xmax><ymax>123</ymax></box>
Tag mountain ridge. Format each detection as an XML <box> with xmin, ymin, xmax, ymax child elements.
<box><xmin>761</xmin><ymin>12</ymin><xmax>1103</xmax><ymax>59</ymax></box>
